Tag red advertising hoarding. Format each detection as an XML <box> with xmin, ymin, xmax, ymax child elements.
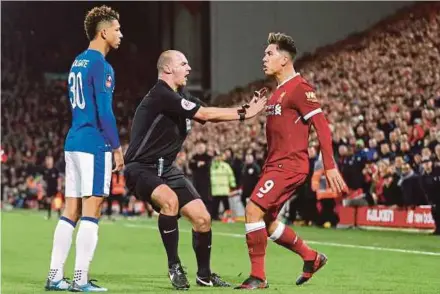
<box><xmin>338</xmin><ymin>206</ymin><xmax>435</xmax><ymax>230</ymax></box>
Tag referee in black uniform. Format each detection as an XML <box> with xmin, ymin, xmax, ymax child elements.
<box><xmin>124</xmin><ymin>50</ymin><xmax>267</xmax><ymax>290</ymax></box>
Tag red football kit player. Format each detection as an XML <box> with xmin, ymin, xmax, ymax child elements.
<box><xmin>236</xmin><ymin>33</ymin><xmax>348</xmax><ymax>290</ymax></box>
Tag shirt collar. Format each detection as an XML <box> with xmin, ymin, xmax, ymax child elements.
<box><xmin>277</xmin><ymin>72</ymin><xmax>300</xmax><ymax>89</ymax></box>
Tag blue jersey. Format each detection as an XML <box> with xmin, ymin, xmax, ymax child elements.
<box><xmin>64</xmin><ymin>49</ymin><xmax>120</xmax><ymax>153</ymax></box>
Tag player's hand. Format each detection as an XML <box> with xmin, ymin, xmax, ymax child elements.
<box><xmin>112</xmin><ymin>147</ymin><xmax>125</xmax><ymax>172</ymax></box>
<box><xmin>325</xmin><ymin>168</ymin><xmax>348</xmax><ymax>195</ymax></box>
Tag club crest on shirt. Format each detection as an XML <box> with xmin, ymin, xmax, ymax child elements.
<box><xmin>105</xmin><ymin>74</ymin><xmax>112</xmax><ymax>88</ymax></box>
<box><xmin>277</xmin><ymin>91</ymin><xmax>286</xmax><ymax>103</ymax></box>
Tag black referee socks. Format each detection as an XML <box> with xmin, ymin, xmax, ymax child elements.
<box><xmin>192</xmin><ymin>229</ymin><xmax>212</xmax><ymax>278</ymax></box>
<box><xmin>158</xmin><ymin>214</ymin><xmax>180</xmax><ymax>267</ymax></box>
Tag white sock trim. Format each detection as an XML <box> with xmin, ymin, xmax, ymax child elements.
<box><xmin>269</xmin><ymin>222</ymin><xmax>286</xmax><ymax>241</ymax></box>
<box><xmin>245</xmin><ymin>221</ymin><xmax>266</xmax><ymax>234</ymax></box>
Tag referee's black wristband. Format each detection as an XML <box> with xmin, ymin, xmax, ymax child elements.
<box><xmin>237</xmin><ymin>106</ymin><xmax>247</xmax><ymax>121</ymax></box>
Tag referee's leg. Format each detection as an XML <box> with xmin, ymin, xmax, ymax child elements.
<box><xmin>151</xmin><ymin>184</ymin><xmax>181</xmax><ymax>265</ymax></box>
<box><xmin>178</xmin><ymin>182</ymin><xmax>231</xmax><ymax>287</ymax></box>
<box><xmin>149</xmin><ymin>184</ymin><xmax>191</xmax><ymax>290</ymax></box>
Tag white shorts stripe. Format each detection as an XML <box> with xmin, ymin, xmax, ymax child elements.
<box><xmin>81</xmin><ymin>153</ymin><xmax>94</xmax><ymax>196</ymax></box>
<box><xmin>303</xmin><ymin>108</ymin><xmax>322</xmax><ymax>120</ymax></box>
<box><xmin>103</xmin><ymin>152</ymin><xmax>112</xmax><ymax>195</ymax></box>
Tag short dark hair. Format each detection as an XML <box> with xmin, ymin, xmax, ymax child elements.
<box><xmin>267</xmin><ymin>32</ymin><xmax>297</xmax><ymax>60</ymax></box>
<box><xmin>84</xmin><ymin>5</ymin><xmax>119</xmax><ymax>41</ymax></box>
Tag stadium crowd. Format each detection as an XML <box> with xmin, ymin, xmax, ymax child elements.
<box><xmin>1</xmin><ymin>3</ymin><xmax>439</xmax><ymax>229</ymax></box>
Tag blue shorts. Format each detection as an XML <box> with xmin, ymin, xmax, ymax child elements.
<box><xmin>64</xmin><ymin>151</ymin><xmax>112</xmax><ymax>197</ymax></box>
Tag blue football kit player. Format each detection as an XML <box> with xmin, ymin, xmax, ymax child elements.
<box><xmin>45</xmin><ymin>6</ymin><xmax>124</xmax><ymax>292</ymax></box>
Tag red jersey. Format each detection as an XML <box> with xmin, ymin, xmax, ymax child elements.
<box><xmin>264</xmin><ymin>74</ymin><xmax>322</xmax><ymax>174</ymax></box>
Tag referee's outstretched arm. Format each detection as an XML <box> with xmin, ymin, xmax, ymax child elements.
<box><xmin>193</xmin><ymin>96</ymin><xmax>267</xmax><ymax>123</ymax></box>
<box><xmin>157</xmin><ymin>49</ymin><xmax>268</xmax><ymax>123</ymax></box>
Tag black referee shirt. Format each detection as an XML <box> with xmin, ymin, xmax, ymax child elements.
<box><xmin>124</xmin><ymin>80</ymin><xmax>203</xmax><ymax>165</ymax></box>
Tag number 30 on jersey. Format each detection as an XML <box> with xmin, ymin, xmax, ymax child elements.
<box><xmin>256</xmin><ymin>180</ymin><xmax>274</xmax><ymax>198</ymax></box>
<box><xmin>68</xmin><ymin>72</ymin><xmax>86</xmax><ymax>109</ymax></box>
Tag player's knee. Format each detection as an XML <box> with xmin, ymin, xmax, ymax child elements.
<box><xmin>62</xmin><ymin>207</ymin><xmax>81</xmax><ymax>223</ymax></box>
<box><xmin>245</xmin><ymin>201</ymin><xmax>265</xmax><ymax>222</ymax></box>
<box><xmin>82</xmin><ymin>196</ymin><xmax>105</xmax><ymax>218</ymax></box>
<box><xmin>264</xmin><ymin>220</ymin><xmax>278</xmax><ymax>236</ymax></box>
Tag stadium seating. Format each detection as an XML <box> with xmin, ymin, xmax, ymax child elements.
<box><xmin>2</xmin><ymin>3</ymin><xmax>439</xmax><ymax>225</ymax></box>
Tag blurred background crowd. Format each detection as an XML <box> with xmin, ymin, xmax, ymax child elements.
<box><xmin>1</xmin><ymin>3</ymin><xmax>439</xmax><ymax>231</ymax></box>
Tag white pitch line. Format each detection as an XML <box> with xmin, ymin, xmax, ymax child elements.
<box><xmin>123</xmin><ymin>223</ymin><xmax>440</xmax><ymax>257</ymax></box>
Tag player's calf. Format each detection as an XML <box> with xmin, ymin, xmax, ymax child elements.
<box><xmin>267</xmin><ymin>221</ymin><xmax>318</xmax><ymax>260</ymax></box>
<box><xmin>72</xmin><ymin>197</ymin><xmax>104</xmax><ymax>289</ymax></box>
<box><xmin>45</xmin><ymin>197</ymin><xmax>81</xmax><ymax>290</ymax></box>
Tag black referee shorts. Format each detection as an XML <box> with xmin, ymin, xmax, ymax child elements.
<box><xmin>124</xmin><ymin>162</ymin><xmax>201</xmax><ymax>213</ymax></box>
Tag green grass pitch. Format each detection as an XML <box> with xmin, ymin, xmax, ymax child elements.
<box><xmin>2</xmin><ymin>210</ymin><xmax>440</xmax><ymax>294</ymax></box>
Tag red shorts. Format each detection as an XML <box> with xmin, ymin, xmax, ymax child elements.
<box><xmin>250</xmin><ymin>167</ymin><xmax>307</xmax><ymax>221</ymax></box>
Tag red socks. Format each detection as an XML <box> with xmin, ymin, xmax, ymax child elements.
<box><xmin>245</xmin><ymin>221</ymin><xmax>316</xmax><ymax>282</ymax></box>
<box><xmin>269</xmin><ymin>222</ymin><xmax>317</xmax><ymax>261</ymax></box>
<box><xmin>245</xmin><ymin>222</ymin><xmax>267</xmax><ymax>281</ymax></box>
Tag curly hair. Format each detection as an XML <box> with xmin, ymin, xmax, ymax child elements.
<box><xmin>84</xmin><ymin>5</ymin><xmax>119</xmax><ymax>41</ymax></box>
<box><xmin>267</xmin><ymin>32</ymin><xmax>297</xmax><ymax>60</ymax></box>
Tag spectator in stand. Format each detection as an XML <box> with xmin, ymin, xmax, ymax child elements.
<box><xmin>382</xmin><ymin>166</ymin><xmax>403</xmax><ymax>206</ymax></box>
<box><xmin>399</xmin><ymin>163</ymin><xmax>427</xmax><ymax>206</ymax></box>
<box><xmin>189</xmin><ymin>141</ymin><xmax>213</xmax><ymax>211</ymax></box>
<box><xmin>288</xmin><ymin>146</ymin><xmax>319</xmax><ymax>225</ymax></box>
<box><xmin>434</xmin><ymin>144</ymin><xmax>440</xmax><ymax>167</ymax></box>
<box><xmin>240</xmin><ymin>153</ymin><xmax>261</xmax><ymax>210</ymax></box>
<box><xmin>224</xmin><ymin>148</ymin><xmax>243</xmax><ymax>191</ymax></box>
<box><xmin>42</xmin><ymin>156</ymin><xmax>61</xmax><ymax>219</ymax></box>
<box><xmin>209</xmin><ymin>152</ymin><xmax>236</xmax><ymax>221</ymax></box>
<box><xmin>420</xmin><ymin>156</ymin><xmax>440</xmax><ymax>235</ymax></box>
<box><xmin>3</xmin><ymin>2</ymin><xmax>440</xmax><ymax>227</ymax></box>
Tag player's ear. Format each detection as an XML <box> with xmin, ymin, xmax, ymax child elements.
<box><xmin>281</xmin><ymin>54</ymin><xmax>289</xmax><ymax>67</ymax></box>
<box><xmin>101</xmin><ymin>29</ymin><xmax>107</xmax><ymax>40</ymax></box>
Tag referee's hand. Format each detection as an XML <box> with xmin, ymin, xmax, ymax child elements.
<box><xmin>253</xmin><ymin>87</ymin><xmax>269</xmax><ymax>102</ymax></box>
<box><xmin>113</xmin><ymin>147</ymin><xmax>125</xmax><ymax>172</ymax></box>
<box><xmin>247</xmin><ymin>94</ymin><xmax>267</xmax><ymax>118</ymax></box>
